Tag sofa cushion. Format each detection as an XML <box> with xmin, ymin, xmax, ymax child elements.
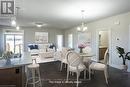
<box><xmin>34</xmin><ymin>45</ymin><xmax>39</xmax><ymax>49</ymax></box>
<box><xmin>28</xmin><ymin>45</ymin><xmax>35</xmax><ymax>50</ymax></box>
<box><xmin>28</xmin><ymin>45</ymin><xmax>39</xmax><ymax>50</ymax></box>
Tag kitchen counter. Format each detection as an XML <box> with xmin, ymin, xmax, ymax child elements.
<box><xmin>0</xmin><ymin>52</ymin><xmax>56</xmax><ymax>87</ymax></box>
<box><xmin>0</xmin><ymin>52</ymin><xmax>56</xmax><ymax>69</ymax></box>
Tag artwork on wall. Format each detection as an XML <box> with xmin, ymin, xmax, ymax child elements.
<box><xmin>35</xmin><ymin>32</ymin><xmax>48</xmax><ymax>43</ymax></box>
<box><xmin>78</xmin><ymin>32</ymin><xmax>91</xmax><ymax>47</ymax></box>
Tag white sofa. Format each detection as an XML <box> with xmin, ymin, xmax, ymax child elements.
<box><xmin>28</xmin><ymin>43</ymin><xmax>54</xmax><ymax>54</ymax></box>
<box><xmin>28</xmin><ymin>43</ymin><xmax>55</xmax><ymax>58</ymax></box>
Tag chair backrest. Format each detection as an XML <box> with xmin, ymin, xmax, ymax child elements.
<box><xmin>103</xmin><ymin>49</ymin><xmax>109</xmax><ymax>65</ymax></box>
<box><xmin>66</xmin><ymin>51</ymin><xmax>82</xmax><ymax>67</ymax></box>
<box><xmin>61</xmin><ymin>47</ymin><xmax>71</xmax><ymax>59</ymax></box>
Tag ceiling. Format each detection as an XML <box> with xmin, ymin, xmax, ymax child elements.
<box><xmin>0</xmin><ymin>0</ymin><xmax>130</xmax><ymax>29</ymax></box>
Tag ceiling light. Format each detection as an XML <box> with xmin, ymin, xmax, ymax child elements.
<box><xmin>77</xmin><ymin>10</ymin><xmax>87</xmax><ymax>32</ymax></box>
<box><xmin>36</xmin><ymin>24</ymin><xmax>43</xmax><ymax>28</ymax></box>
<box><xmin>16</xmin><ymin>26</ymin><xmax>20</xmax><ymax>30</ymax></box>
<box><xmin>11</xmin><ymin>20</ymin><xmax>16</xmax><ymax>26</ymax></box>
<box><xmin>35</xmin><ymin>22</ymin><xmax>44</xmax><ymax>28</ymax></box>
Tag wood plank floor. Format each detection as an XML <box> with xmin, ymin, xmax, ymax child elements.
<box><xmin>38</xmin><ymin>61</ymin><xmax>130</xmax><ymax>87</ymax></box>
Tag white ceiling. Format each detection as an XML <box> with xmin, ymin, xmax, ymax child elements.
<box><xmin>0</xmin><ymin>0</ymin><xmax>130</xmax><ymax>29</ymax></box>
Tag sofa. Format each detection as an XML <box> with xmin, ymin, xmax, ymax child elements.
<box><xmin>28</xmin><ymin>43</ymin><xmax>55</xmax><ymax>58</ymax></box>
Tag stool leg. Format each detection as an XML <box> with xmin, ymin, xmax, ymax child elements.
<box><xmin>25</xmin><ymin>68</ymin><xmax>29</xmax><ymax>87</ymax></box>
<box><xmin>37</xmin><ymin>68</ymin><xmax>42</xmax><ymax>87</ymax></box>
<box><xmin>32</xmin><ymin>69</ymin><xmax>36</xmax><ymax>87</ymax></box>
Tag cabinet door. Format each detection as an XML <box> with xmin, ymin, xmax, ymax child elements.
<box><xmin>0</xmin><ymin>67</ymin><xmax>23</xmax><ymax>87</ymax></box>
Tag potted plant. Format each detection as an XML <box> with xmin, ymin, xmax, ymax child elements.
<box><xmin>116</xmin><ymin>46</ymin><xmax>130</xmax><ymax>70</ymax></box>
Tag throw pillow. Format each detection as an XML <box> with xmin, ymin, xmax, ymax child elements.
<box><xmin>28</xmin><ymin>45</ymin><xmax>34</xmax><ymax>50</ymax></box>
<box><xmin>34</xmin><ymin>45</ymin><xmax>39</xmax><ymax>49</ymax></box>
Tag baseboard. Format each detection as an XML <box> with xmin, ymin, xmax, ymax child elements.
<box><xmin>109</xmin><ymin>63</ymin><xmax>122</xmax><ymax>70</ymax></box>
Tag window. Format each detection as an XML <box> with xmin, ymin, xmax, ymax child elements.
<box><xmin>57</xmin><ymin>35</ymin><xmax>63</xmax><ymax>50</ymax></box>
<box><xmin>68</xmin><ymin>34</ymin><xmax>73</xmax><ymax>48</ymax></box>
<box><xmin>4</xmin><ymin>30</ymin><xmax>24</xmax><ymax>54</ymax></box>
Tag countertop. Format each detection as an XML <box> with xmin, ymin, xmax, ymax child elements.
<box><xmin>0</xmin><ymin>52</ymin><xmax>56</xmax><ymax>69</ymax></box>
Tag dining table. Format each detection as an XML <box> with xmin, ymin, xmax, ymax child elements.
<box><xmin>79</xmin><ymin>53</ymin><xmax>96</xmax><ymax>66</ymax></box>
<box><xmin>79</xmin><ymin>53</ymin><xmax>95</xmax><ymax>58</ymax></box>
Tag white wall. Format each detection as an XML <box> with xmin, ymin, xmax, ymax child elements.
<box><xmin>64</xmin><ymin>12</ymin><xmax>130</xmax><ymax>70</ymax></box>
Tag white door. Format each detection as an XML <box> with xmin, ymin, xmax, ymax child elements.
<box><xmin>57</xmin><ymin>35</ymin><xmax>63</xmax><ymax>50</ymax></box>
<box><xmin>68</xmin><ymin>34</ymin><xmax>73</xmax><ymax>48</ymax></box>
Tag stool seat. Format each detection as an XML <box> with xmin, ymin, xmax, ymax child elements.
<box><xmin>28</xmin><ymin>64</ymin><xmax>39</xmax><ymax>68</ymax></box>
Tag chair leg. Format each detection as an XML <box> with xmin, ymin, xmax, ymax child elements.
<box><xmin>89</xmin><ymin>68</ymin><xmax>91</xmax><ymax>80</ymax></box>
<box><xmin>76</xmin><ymin>72</ymin><xmax>80</xmax><ymax>87</ymax></box>
<box><xmin>60</xmin><ymin>62</ymin><xmax>63</xmax><ymax>71</ymax></box>
<box><xmin>69</xmin><ymin>71</ymin><xmax>74</xmax><ymax>76</ymax></box>
<box><xmin>25</xmin><ymin>79</ymin><xmax>28</xmax><ymax>87</ymax></box>
<box><xmin>65</xmin><ymin>64</ymin><xmax>67</xmax><ymax>68</ymax></box>
<box><xmin>84</xmin><ymin>70</ymin><xmax>86</xmax><ymax>79</ymax></box>
<box><xmin>104</xmin><ymin>69</ymin><xmax>108</xmax><ymax>84</ymax></box>
<box><xmin>72</xmin><ymin>72</ymin><xmax>74</xmax><ymax>76</ymax></box>
<box><xmin>67</xmin><ymin>68</ymin><xmax>69</xmax><ymax>81</ymax></box>
<box><xmin>106</xmin><ymin>68</ymin><xmax>109</xmax><ymax>78</ymax></box>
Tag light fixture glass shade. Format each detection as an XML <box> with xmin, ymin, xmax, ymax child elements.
<box><xmin>11</xmin><ymin>20</ymin><xmax>16</xmax><ymax>26</ymax></box>
<box><xmin>83</xmin><ymin>27</ymin><xmax>87</xmax><ymax>31</ymax></box>
<box><xmin>36</xmin><ymin>24</ymin><xmax>42</xmax><ymax>28</ymax></box>
<box><xmin>77</xmin><ymin>23</ymin><xmax>87</xmax><ymax>32</ymax></box>
<box><xmin>16</xmin><ymin>26</ymin><xmax>20</xmax><ymax>30</ymax></box>
<box><xmin>77</xmin><ymin>27</ymin><xmax>81</xmax><ymax>31</ymax></box>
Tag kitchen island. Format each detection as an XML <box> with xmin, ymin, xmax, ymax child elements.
<box><xmin>0</xmin><ymin>52</ymin><xmax>56</xmax><ymax>87</ymax></box>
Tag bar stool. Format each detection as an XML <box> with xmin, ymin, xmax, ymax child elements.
<box><xmin>25</xmin><ymin>59</ymin><xmax>42</xmax><ymax>87</ymax></box>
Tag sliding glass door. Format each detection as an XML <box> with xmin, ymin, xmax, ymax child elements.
<box><xmin>5</xmin><ymin>34</ymin><xmax>23</xmax><ymax>54</ymax></box>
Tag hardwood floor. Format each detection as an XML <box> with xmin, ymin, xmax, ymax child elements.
<box><xmin>38</xmin><ymin>61</ymin><xmax>130</xmax><ymax>87</ymax></box>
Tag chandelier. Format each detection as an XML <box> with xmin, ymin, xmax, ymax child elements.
<box><xmin>77</xmin><ymin>10</ymin><xmax>87</xmax><ymax>32</ymax></box>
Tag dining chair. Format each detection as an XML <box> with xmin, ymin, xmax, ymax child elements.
<box><xmin>82</xmin><ymin>46</ymin><xmax>93</xmax><ymax>70</ymax></box>
<box><xmin>89</xmin><ymin>49</ymin><xmax>109</xmax><ymax>84</ymax></box>
<box><xmin>66</xmin><ymin>51</ymin><xmax>87</xmax><ymax>87</ymax></box>
<box><xmin>59</xmin><ymin>47</ymin><xmax>72</xmax><ymax>71</ymax></box>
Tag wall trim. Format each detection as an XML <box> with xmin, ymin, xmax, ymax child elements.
<box><xmin>109</xmin><ymin>63</ymin><xmax>122</xmax><ymax>70</ymax></box>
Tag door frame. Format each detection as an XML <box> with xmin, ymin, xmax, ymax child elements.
<box><xmin>96</xmin><ymin>28</ymin><xmax>112</xmax><ymax>65</ymax></box>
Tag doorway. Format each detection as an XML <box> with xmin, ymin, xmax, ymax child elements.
<box><xmin>98</xmin><ymin>31</ymin><xmax>109</xmax><ymax>62</ymax></box>
<box><xmin>96</xmin><ymin>29</ymin><xmax>111</xmax><ymax>64</ymax></box>
<box><xmin>56</xmin><ymin>35</ymin><xmax>63</xmax><ymax>50</ymax></box>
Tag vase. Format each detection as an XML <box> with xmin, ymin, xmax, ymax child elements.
<box><xmin>79</xmin><ymin>48</ymin><xmax>83</xmax><ymax>53</ymax></box>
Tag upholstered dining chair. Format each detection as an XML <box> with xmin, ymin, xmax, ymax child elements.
<box><xmin>66</xmin><ymin>51</ymin><xmax>87</xmax><ymax>87</ymax></box>
<box><xmin>82</xmin><ymin>46</ymin><xmax>93</xmax><ymax>70</ymax></box>
<box><xmin>59</xmin><ymin>47</ymin><xmax>72</xmax><ymax>71</ymax></box>
<box><xmin>89</xmin><ymin>49</ymin><xmax>109</xmax><ymax>84</ymax></box>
